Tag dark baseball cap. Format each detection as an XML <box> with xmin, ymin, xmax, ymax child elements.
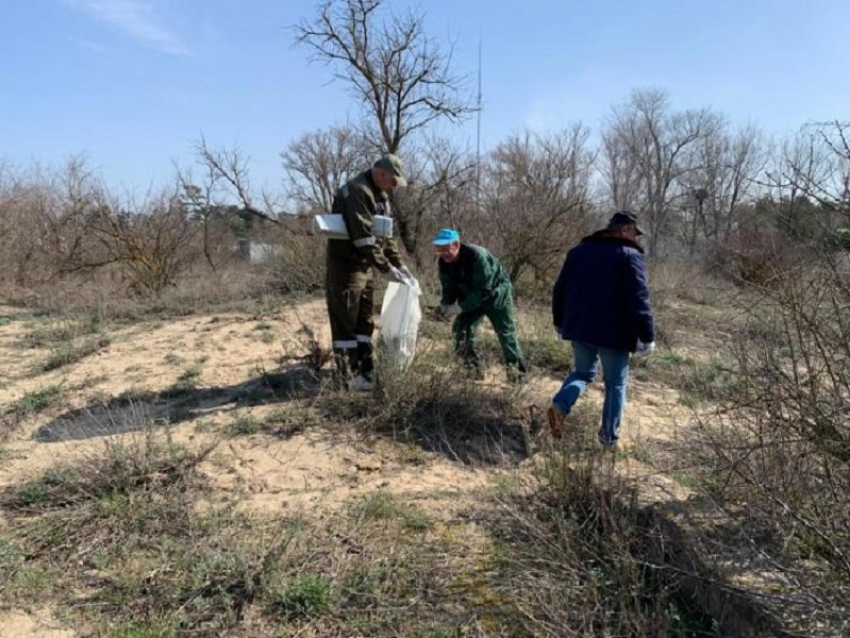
<box><xmin>607</xmin><ymin>211</ymin><xmax>644</xmax><ymax>235</ymax></box>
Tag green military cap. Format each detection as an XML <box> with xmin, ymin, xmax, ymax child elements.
<box><xmin>373</xmin><ymin>154</ymin><xmax>407</xmax><ymax>187</ymax></box>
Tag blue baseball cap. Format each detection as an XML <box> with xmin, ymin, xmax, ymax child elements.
<box><xmin>433</xmin><ymin>228</ymin><xmax>461</xmax><ymax>246</ymax></box>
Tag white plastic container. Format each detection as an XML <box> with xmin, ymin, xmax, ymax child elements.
<box><xmin>372</xmin><ymin>215</ymin><xmax>393</xmax><ymax>239</ymax></box>
<box><xmin>313</xmin><ymin>214</ymin><xmax>393</xmax><ymax>239</ymax></box>
<box><xmin>312</xmin><ymin>214</ymin><xmax>348</xmax><ymax>239</ymax></box>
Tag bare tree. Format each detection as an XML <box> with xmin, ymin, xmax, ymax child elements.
<box><xmin>602</xmin><ymin>125</ymin><xmax>644</xmax><ymax>214</ymax></box>
<box><xmin>194</xmin><ymin>137</ymin><xmax>283</xmax><ymax>224</ymax></box>
<box><xmin>174</xmin><ymin>140</ymin><xmax>298</xmax><ymax>280</ymax></box>
<box><xmin>194</xmin><ymin>138</ymin><xmax>337</xmax><ymax>292</ymax></box>
<box><xmin>281</xmin><ymin>125</ymin><xmax>372</xmax><ymax>214</ymax></box>
<box><xmin>175</xmin><ymin>158</ymin><xmax>227</xmax><ymax>272</ymax></box>
<box><xmin>768</xmin><ymin>121</ymin><xmax>850</xmax><ymax>231</ymax></box>
<box><xmin>481</xmin><ymin>126</ymin><xmax>596</xmax><ymax>284</ymax></box>
<box><xmin>392</xmin><ymin>135</ymin><xmax>477</xmax><ymax>264</ymax></box>
<box><xmin>293</xmin><ymin>0</ymin><xmax>475</xmax><ymax>255</ymax></box>
<box><xmin>294</xmin><ymin>0</ymin><xmax>473</xmax><ymax>154</ymax></box>
<box><xmin>602</xmin><ymin>89</ymin><xmax>723</xmax><ymax>256</ymax></box>
<box><xmin>679</xmin><ymin>124</ymin><xmax>766</xmax><ymax>248</ymax></box>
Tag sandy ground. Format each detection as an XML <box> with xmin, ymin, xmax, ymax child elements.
<box><xmin>0</xmin><ymin>297</ymin><xmax>702</xmax><ymax>635</ymax></box>
<box><xmin>0</xmin><ymin>608</ymin><xmax>74</xmax><ymax>638</ymax></box>
<box><xmin>0</xmin><ymin>297</ymin><xmax>699</xmax><ymax>511</ymax></box>
<box><xmin>0</xmin><ymin>299</ymin><xmax>505</xmax><ymax>507</ymax></box>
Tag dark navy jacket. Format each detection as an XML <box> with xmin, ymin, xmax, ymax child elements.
<box><xmin>552</xmin><ymin>232</ymin><xmax>655</xmax><ymax>352</ymax></box>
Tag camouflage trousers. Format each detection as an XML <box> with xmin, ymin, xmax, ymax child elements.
<box><xmin>326</xmin><ymin>266</ymin><xmax>376</xmax><ymax>383</ymax></box>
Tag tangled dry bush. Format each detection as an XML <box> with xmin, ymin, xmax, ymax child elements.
<box><xmin>694</xmin><ymin>249</ymin><xmax>850</xmax><ymax>633</ymax></box>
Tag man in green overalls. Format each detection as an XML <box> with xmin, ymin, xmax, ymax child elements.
<box><xmin>434</xmin><ymin>228</ymin><xmax>527</xmax><ymax>383</ymax></box>
<box><xmin>326</xmin><ymin>154</ymin><xmax>414</xmax><ymax>391</ymax></box>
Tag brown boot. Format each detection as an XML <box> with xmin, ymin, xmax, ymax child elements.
<box><xmin>547</xmin><ymin>404</ymin><xmax>566</xmax><ymax>440</ymax></box>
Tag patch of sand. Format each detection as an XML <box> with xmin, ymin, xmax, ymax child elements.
<box><xmin>0</xmin><ymin>608</ymin><xmax>74</xmax><ymax>638</ymax></box>
<box><xmin>202</xmin><ymin>430</ymin><xmax>496</xmax><ymax>516</ymax></box>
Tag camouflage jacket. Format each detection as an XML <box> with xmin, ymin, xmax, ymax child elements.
<box><xmin>327</xmin><ymin>170</ymin><xmax>402</xmax><ymax>274</ymax></box>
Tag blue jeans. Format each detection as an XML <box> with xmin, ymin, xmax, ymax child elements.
<box><xmin>552</xmin><ymin>341</ymin><xmax>630</xmax><ymax>447</ymax></box>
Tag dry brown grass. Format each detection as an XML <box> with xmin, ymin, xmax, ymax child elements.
<box><xmin>3</xmin><ymin>253</ymin><xmax>846</xmax><ymax>636</ymax></box>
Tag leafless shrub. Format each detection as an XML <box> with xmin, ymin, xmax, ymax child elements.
<box><xmin>696</xmin><ymin>250</ymin><xmax>850</xmax><ymax>622</ymax></box>
<box><xmin>648</xmin><ymin>260</ymin><xmax>724</xmax><ymax>311</ymax></box>
<box><xmin>479</xmin><ymin>126</ymin><xmax>596</xmax><ymax>290</ymax></box>
<box><xmin>71</xmin><ymin>191</ymin><xmax>203</xmax><ymax>294</ymax></box>
<box><xmin>481</xmin><ymin>452</ymin><xmax>723</xmax><ymax>637</ymax></box>
<box><xmin>308</xmin><ymin>339</ymin><xmax>531</xmax><ymax>466</ymax></box>
<box><xmin>0</xmin><ymin>157</ymin><xmax>103</xmax><ymax>288</ymax></box>
<box><xmin>0</xmin><ymin>158</ymin><xmax>211</xmax><ymax>297</ymax></box>
<box><xmin>695</xmin><ymin>125</ymin><xmax>850</xmax><ymax>621</ymax></box>
<box><xmin>258</xmin><ymin>219</ymin><xmax>327</xmax><ymax>295</ymax></box>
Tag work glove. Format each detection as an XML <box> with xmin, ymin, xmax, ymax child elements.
<box><xmin>634</xmin><ymin>340</ymin><xmax>656</xmax><ymax>357</ymax></box>
<box><xmin>441</xmin><ymin>303</ymin><xmax>462</xmax><ymax>317</ymax></box>
<box><xmin>387</xmin><ymin>266</ymin><xmax>406</xmax><ymax>284</ymax></box>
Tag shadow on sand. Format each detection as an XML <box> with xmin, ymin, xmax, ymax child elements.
<box><xmin>33</xmin><ymin>365</ymin><xmax>326</xmax><ymax>443</ymax></box>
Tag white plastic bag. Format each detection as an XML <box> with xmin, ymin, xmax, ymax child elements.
<box><xmin>378</xmin><ymin>278</ymin><xmax>422</xmax><ymax>371</ymax></box>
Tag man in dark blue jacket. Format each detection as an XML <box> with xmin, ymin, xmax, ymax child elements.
<box><xmin>549</xmin><ymin>211</ymin><xmax>655</xmax><ymax>450</ymax></box>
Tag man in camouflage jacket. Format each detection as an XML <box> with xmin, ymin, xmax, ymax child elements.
<box><xmin>326</xmin><ymin>154</ymin><xmax>413</xmax><ymax>390</ymax></box>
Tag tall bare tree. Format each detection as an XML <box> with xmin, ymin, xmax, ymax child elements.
<box><xmin>602</xmin><ymin>89</ymin><xmax>723</xmax><ymax>256</ymax></box>
<box><xmin>293</xmin><ymin>0</ymin><xmax>475</xmax><ymax>254</ymax></box>
<box><xmin>294</xmin><ymin>0</ymin><xmax>473</xmax><ymax>154</ymax></box>
<box><xmin>679</xmin><ymin>124</ymin><xmax>766</xmax><ymax>248</ymax></box>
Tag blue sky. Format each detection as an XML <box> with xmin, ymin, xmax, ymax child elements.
<box><xmin>2</xmin><ymin>0</ymin><xmax>849</xmax><ymax>193</ymax></box>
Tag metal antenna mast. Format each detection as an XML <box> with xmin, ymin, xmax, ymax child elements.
<box><xmin>476</xmin><ymin>31</ymin><xmax>482</xmax><ymax>211</ymax></box>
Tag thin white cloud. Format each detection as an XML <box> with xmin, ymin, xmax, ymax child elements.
<box><xmin>65</xmin><ymin>0</ymin><xmax>191</xmax><ymax>55</ymax></box>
